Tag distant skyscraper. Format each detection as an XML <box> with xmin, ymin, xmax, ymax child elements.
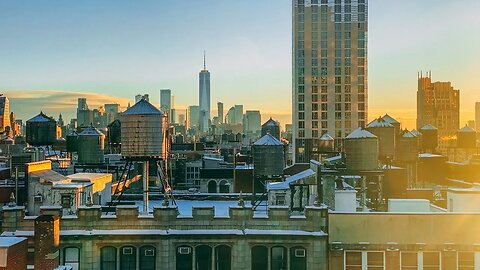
<box><xmin>199</xmin><ymin>53</ymin><xmax>211</xmax><ymax>133</ymax></box>
<box><xmin>417</xmin><ymin>73</ymin><xmax>460</xmax><ymax>149</ymax></box>
<box><xmin>160</xmin><ymin>89</ymin><xmax>172</xmax><ymax>112</ymax></box>
<box><xmin>476</xmin><ymin>102</ymin><xmax>480</xmax><ymax>132</ymax></box>
<box><xmin>178</xmin><ymin>114</ymin><xmax>186</xmax><ymax>126</ymax></box>
<box><xmin>234</xmin><ymin>105</ymin><xmax>243</xmax><ymax>125</ymax></box>
<box><xmin>135</xmin><ymin>94</ymin><xmax>149</xmax><ymax>104</ymax></box>
<box><xmin>188</xmin><ymin>105</ymin><xmax>200</xmax><ymax>130</ymax></box>
<box><xmin>0</xmin><ymin>96</ymin><xmax>10</xmax><ymax>133</ymax></box>
<box><xmin>217</xmin><ymin>102</ymin><xmax>224</xmax><ymax>124</ymax></box>
<box><xmin>292</xmin><ymin>0</ymin><xmax>368</xmax><ymax>162</ymax></box>
<box><xmin>77</xmin><ymin>98</ymin><xmax>92</xmax><ymax>127</ymax></box>
<box><xmin>243</xmin><ymin>110</ymin><xmax>262</xmax><ymax>137</ymax></box>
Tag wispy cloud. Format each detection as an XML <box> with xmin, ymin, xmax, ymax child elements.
<box><xmin>5</xmin><ymin>90</ymin><xmax>132</xmax><ymax>121</ymax></box>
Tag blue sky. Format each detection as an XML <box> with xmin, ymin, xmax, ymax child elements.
<box><xmin>1</xmin><ymin>0</ymin><xmax>479</xmax><ymax>129</ymax></box>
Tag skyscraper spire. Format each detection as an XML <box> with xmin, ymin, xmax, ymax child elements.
<box><xmin>203</xmin><ymin>50</ymin><xmax>206</xmax><ymax>70</ymax></box>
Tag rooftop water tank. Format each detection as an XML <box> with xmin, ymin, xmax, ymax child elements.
<box><xmin>77</xmin><ymin>125</ymin><xmax>105</xmax><ymax>164</ymax></box>
<box><xmin>420</xmin><ymin>124</ymin><xmax>438</xmax><ymax>151</ymax></box>
<box><xmin>366</xmin><ymin>118</ymin><xmax>395</xmax><ymax>160</ymax></box>
<box><xmin>319</xmin><ymin>133</ymin><xmax>335</xmax><ymax>153</ymax></box>
<box><xmin>345</xmin><ymin>128</ymin><xmax>379</xmax><ymax>171</ymax></box>
<box><xmin>66</xmin><ymin>131</ymin><xmax>78</xmax><ymax>153</ymax></box>
<box><xmin>252</xmin><ymin>134</ymin><xmax>284</xmax><ymax>176</ymax></box>
<box><xmin>457</xmin><ymin>125</ymin><xmax>476</xmax><ymax>148</ymax></box>
<box><xmin>107</xmin><ymin>119</ymin><xmax>121</xmax><ymax>145</ymax></box>
<box><xmin>261</xmin><ymin>118</ymin><xmax>280</xmax><ymax>140</ymax></box>
<box><xmin>26</xmin><ymin>112</ymin><xmax>57</xmax><ymax>146</ymax></box>
<box><xmin>395</xmin><ymin>130</ymin><xmax>419</xmax><ymax>163</ymax></box>
<box><xmin>382</xmin><ymin>114</ymin><xmax>401</xmax><ymax>135</ymax></box>
<box><xmin>121</xmin><ymin>99</ymin><xmax>164</xmax><ymax>158</ymax></box>
<box><xmin>54</xmin><ymin>137</ymin><xmax>67</xmax><ymax>152</ymax></box>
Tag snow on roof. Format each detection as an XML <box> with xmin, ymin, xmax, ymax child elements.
<box><xmin>458</xmin><ymin>125</ymin><xmax>476</xmax><ymax>133</ymax></box>
<box><xmin>31</xmin><ymin>170</ymin><xmax>69</xmax><ymax>183</ymax></box>
<box><xmin>267</xmin><ymin>169</ymin><xmax>315</xmax><ymax>190</ymax></box>
<box><xmin>319</xmin><ymin>133</ymin><xmax>334</xmax><ymax>141</ymax></box>
<box><xmin>0</xmin><ymin>237</ymin><xmax>26</xmax><ymax>247</ymax></box>
<box><xmin>399</xmin><ymin>130</ymin><xmax>416</xmax><ymax>138</ymax></box>
<box><xmin>27</xmin><ymin>112</ymin><xmax>55</xmax><ymax>123</ymax></box>
<box><xmin>123</xmin><ymin>99</ymin><xmax>162</xmax><ymax>115</ymax></box>
<box><xmin>421</xmin><ymin>124</ymin><xmax>438</xmax><ymax>130</ymax></box>
<box><xmin>366</xmin><ymin>118</ymin><xmax>393</xmax><ymax>128</ymax></box>
<box><xmin>68</xmin><ymin>173</ymin><xmax>112</xmax><ymax>183</ymax></box>
<box><xmin>253</xmin><ymin>134</ymin><xmax>283</xmax><ymax>146</ymax></box>
<box><xmin>203</xmin><ymin>156</ymin><xmax>223</xmax><ymax>162</ymax></box>
<box><xmin>411</xmin><ymin>129</ymin><xmax>422</xmax><ymax>136</ymax></box>
<box><xmin>382</xmin><ymin>114</ymin><xmax>400</xmax><ymax>124</ymax></box>
<box><xmin>419</xmin><ymin>153</ymin><xmax>443</xmax><ymax>158</ymax></box>
<box><xmin>346</xmin><ymin>128</ymin><xmax>377</xmax><ymax>139</ymax></box>
<box><xmin>325</xmin><ymin>155</ymin><xmax>342</xmax><ymax>162</ymax></box>
<box><xmin>79</xmin><ymin>125</ymin><xmax>104</xmax><ymax>136</ymax></box>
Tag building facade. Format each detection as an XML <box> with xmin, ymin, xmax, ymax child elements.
<box><xmin>0</xmin><ymin>96</ymin><xmax>10</xmax><ymax>133</ymax></box>
<box><xmin>417</xmin><ymin>74</ymin><xmax>460</xmax><ymax>149</ymax></box>
<box><xmin>292</xmin><ymin>0</ymin><xmax>368</xmax><ymax>162</ymax></box>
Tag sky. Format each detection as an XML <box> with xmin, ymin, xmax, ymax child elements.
<box><xmin>1</xmin><ymin>0</ymin><xmax>479</xmax><ymax>130</ymax></box>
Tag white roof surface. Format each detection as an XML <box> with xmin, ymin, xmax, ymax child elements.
<box><xmin>319</xmin><ymin>133</ymin><xmax>334</xmax><ymax>141</ymax></box>
<box><xmin>346</xmin><ymin>128</ymin><xmax>377</xmax><ymax>139</ymax></box>
<box><xmin>123</xmin><ymin>99</ymin><xmax>162</xmax><ymax>115</ymax></box>
<box><xmin>458</xmin><ymin>125</ymin><xmax>476</xmax><ymax>133</ymax></box>
<box><xmin>382</xmin><ymin>114</ymin><xmax>400</xmax><ymax>124</ymax></box>
<box><xmin>267</xmin><ymin>169</ymin><xmax>315</xmax><ymax>190</ymax></box>
<box><xmin>0</xmin><ymin>237</ymin><xmax>26</xmax><ymax>247</ymax></box>
<box><xmin>253</xmin><ymin>134</ymin><xmax>283</xmax><ymax>146</ymax></box>
<box><xmin>366</xmin><ymin>118</ymin><xmax>393</xmax><ymax>128</ymax></box>
<box><xmin>421</xmin><ymin>124</ymin><xmax>438</xmax><ymax>130</ymax></box>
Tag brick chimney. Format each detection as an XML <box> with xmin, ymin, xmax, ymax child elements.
<box><xmin>34</xmin><ymin>215</ymin><xmax>60</xmax><ymax>270</ymax></box>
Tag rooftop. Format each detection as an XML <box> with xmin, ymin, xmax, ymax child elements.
<box><xmin>253</xmin><ymin>134</ymin><xmax>283</xmax><ymax>146</ymax></box>
<box><xmin>346</xmin><ymin>128</ymin><xmax>377</xmax><ymax>139</ymax></box>
<box><xmin>123</xmin><ymin>98</ymin><xmax>162</xmax><ymax>115</ymax></box>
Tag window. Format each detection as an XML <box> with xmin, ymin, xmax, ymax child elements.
<box><xmin>423</xmin><ymin>252</ymin><xmax>440</xmax><ymax>270</ymax></box>
<box><xmin>176</xmin><ymin>246</ymin><xmax>193</xmax><ymax>270</ymax></box>
<box><xmin>120</xmin><ymin>246</ymin><xmax>136</xmax><ymax>270</ymax></box>
<box><xmin>345</xmin><ymin>251</ymin><xmax>362</xmax><ymax>270</ymax></box>
<box><xmin>298</xmin><ymin>112</ymin><xmax>305</xmax><ymax>120</ymax></box>
<box><xmin>290</xmin><ymin>247</ymin><xmax>307</xmax><ymax>270</ymax></box>
<box><xmin>251</xmin><ymin>246</ymin><xmax>268</xmax><ymax>270</ymax></box>
<box><xmin>61</xmin><ymin>195</ymin><xmax>72</xmax><ymax>208</ymax></box>
<box><xmin>140</xmin><ymin>246</ymin><xmax>156</xmax><ymax>270</ymax></box>
<box><xmin>367</xmin><ymin>252</ymin><xmax>384</xmax><ymax>269</ymax></box>
<box><xmin>215</xmin><ymin>245</ymin><xmax>231</xmax><ymax>270</ymax></box>
<box><xmin>196</xmin><ymin>245</ymin><xmax>212</xmax><ymax>270</ymax></box>
<box><xmin>458</xmin><ymin>252</ymin><xmax>474</xmax><ymax>270</ymax></box>
<box><xmin>401</xmin><ymin>252</ymin><xmax>417</xmax><ymax>270</ymax></box>
<box><xmin>64</xmin><ymin>247</ymin><xmax>80</xmax><ymax>270</ymax></box>
<box><xmin>271</xmin><ymin>246</ymin><xmax>287</xmax><ymax>270</ymax></box>
<box><xmin>208</xmin><ymin>181</ymin><xmax>217</xmax><ymax>193</ymax></box>
<box><xmin>101</xmin><ymin>247</ymin><xmax>117</xmax><ymax>270</ymax></box>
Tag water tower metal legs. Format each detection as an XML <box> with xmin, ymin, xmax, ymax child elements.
<box><xmin>143</xmin><ymin>161</ymin><xmax>149</xmax><ymax>214</ymax></box>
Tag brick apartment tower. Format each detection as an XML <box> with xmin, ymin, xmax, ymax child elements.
<box><xmin>34</xmin><ymin>215</ymin><xmax>60</xmax><ymax>270</ymax></box>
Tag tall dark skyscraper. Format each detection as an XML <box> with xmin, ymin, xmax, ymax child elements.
<box><xmin>199</xmin><ymin>53</ymin><xmax>211</xmax><ymax>133</ymax></box>
<box><xmin>292</xmin><ymin>0</ymin><xmax>368</xmax><ymax>163</ymax></box>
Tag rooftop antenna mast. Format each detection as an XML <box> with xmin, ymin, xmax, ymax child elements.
<box><xmin>203</xmin><ymin>50</ymin><xmax>206</xmax><ymax>70</ymax></box>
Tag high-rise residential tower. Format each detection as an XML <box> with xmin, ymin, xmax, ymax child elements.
<box><xmin>292</xmin><ymin>0</ymin><xmax>368</xmax><ymax>162</ymax></box>
<box><xmin>199</xmin><ymin>53</ymin><xmax>211</xmax><ymax>133</ymax></box>
<box><xmin>476</xmin><ymin>102</ymin><xmax>480</xmax><ymax>132</ymax></box>
<box><xmin>0</xmin><ymin>95</ymin><xmax>10</xmax><ymax>133</ymax></box>
<box><xmin>417</xmin><ymin>73</ymin><xmax>460</xmax><ymax>150</ymax></box>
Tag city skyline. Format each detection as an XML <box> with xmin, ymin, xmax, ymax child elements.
<box><xmin>1</xmin><ymin>0</ymin><xmax>479</xmax><ymax>129</ymax></box>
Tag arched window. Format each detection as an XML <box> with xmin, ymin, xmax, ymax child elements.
<box><xmin>64</xmin><ymin>247</ymin><xmax>80</xmax><ymax>270</ymax></box>
<box><xmin>101</xmin><ymin>246</ymin><xmax>117</xmax><ymax>270</ymax></box>
<box><xmin>208</xmin><ymin>181</ymin><xmax>217</xmax><ymax>193</ymax></box>
<box><xmin>120</xmin><ymin>246</ymin><xmax>136</xmax><ymax>270</ymax></box>
<box><xmin>176</xmin><ymin>246</ymin><xmax>193</xmax><ymax>270</ymax></box>
<box><xmin>271</xmin><ymin>246</ymin><xmax>287</xmax><ymax>270</ymax></box>
<box><xmin>215</xmin><ymin>245</ymin><xmax>231</xmax><ymax>270</ymax></box>
<box><xmin>219</xmin><ymin>180</ymin><xmax>229</xmax><ymax>193</ymax></box>
<box><xmin>196</xmin><ymin>245</ymin><xmax>212</xmax><ymax>270</ymax></box>
<box><xmin>290</xmin><ymin>246</ymin><xmax>307</xmax><ymax>270</ymax></box>
<box><xmin>140</xmin><ymin>245</ymin><xmax>156</xmax><ymax>270</ymax></box>
<box><xmin>251</xmin><ymin>245</ymin><xmax>268</xmax><ymax>270</ymax></box>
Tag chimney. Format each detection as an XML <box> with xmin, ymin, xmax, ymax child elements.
<box><xmin>34</xmin><ymin>215</ymin><xmax>60</xmax><ymax>270</ymax></box>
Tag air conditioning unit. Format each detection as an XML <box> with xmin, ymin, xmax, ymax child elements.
<box><xmin>144</xmin><ymin>249</ymin><xmax>155</xmax><ymax>257</ymax></box>
<box><xmin>34</xmin><ymin>195</ymin><xmax>43</xmax><ymax>203</ymax></box>
<box><xmin>123</xmin><ymin>247</ymin><xmax>133</xmax><ymax>255</ymax></box>
<box><xmin>295</xmin><ymin>249</ymin><xmax>306</xmax><ymax>258</ymax></box>
<box><xmin>178</xmin><ymin>247</ymin><xmax>191</xmax><ymax>255</ymax></box>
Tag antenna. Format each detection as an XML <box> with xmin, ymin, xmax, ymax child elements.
<box><xmin>203</xmin><ymin>50</ymin><xmax>206</xmax><ymax>70</ymax></box>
